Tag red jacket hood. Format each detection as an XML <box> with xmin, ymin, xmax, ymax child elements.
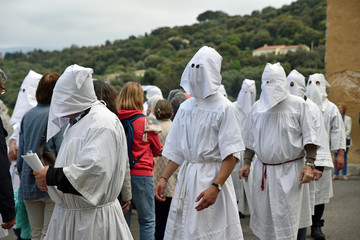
<box><xmin>117</xmin><ymin>109</ymin><xmax>144</xmax><ymax>120</ymax></box>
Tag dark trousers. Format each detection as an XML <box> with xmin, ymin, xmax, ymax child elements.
<box><xmin>312</xmin><ymin>203</ymin><xmax>325</xmax><ymax>226</ymax></box>
<box><xmin>155</xmin><ymin>197</ymin><xmax>172</xmax><ymax>240</ymax></box>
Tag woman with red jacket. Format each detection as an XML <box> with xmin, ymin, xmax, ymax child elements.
<box><xmin>117</xmin><ymin>81</ymin><xmax>162</xmax><ymax>240</ymax></box>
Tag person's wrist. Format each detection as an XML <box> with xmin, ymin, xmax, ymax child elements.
<box><xmin>160</xmin><ymin>176</ymin><xmax>168</xmax><ymax>182</ymax></box>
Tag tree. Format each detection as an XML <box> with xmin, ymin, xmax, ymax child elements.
<box><xmin>197</xmin><ymin>11</ymin><xmax>228</xmax><ymax>22</ymax></box>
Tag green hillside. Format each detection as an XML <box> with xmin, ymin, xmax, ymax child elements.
<box><xmin>0</xmin><ymin>0</ymin><xmax>326</xmax><ymax>112</ymax></box>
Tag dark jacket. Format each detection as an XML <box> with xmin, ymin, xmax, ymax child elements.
<box><xmin>0</xmin><ymin>118</ymin><xmax>15</xmax><ymax>222</ymax></box>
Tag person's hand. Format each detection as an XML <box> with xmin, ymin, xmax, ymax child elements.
<box><xmin>155</xmin><ymin>177</ymin><xmax>167</xmax><ymax>201</ymax></box>
<box><xmin>8</xmin><ymin>140</ymin><xmax>18</xmax><ymax>162</ymax></box>
<box><xmin>300</xmin><ymin>166</ymin><xmax>314</xmax><ymax>184</ymax></box>
<box><xmin>1</xmin><ymin>216</ymin><xmax>16</xmax><ymax>229</ymax></box>
<box><xmin>195</xmin><ymin>186</ymin><xmax>219</xmax><ymax>211</ymax></box>
<box><xmin>313</xmin><ymin>169</ymin><xmax>323</xmax><ymax>181</ymax></box>
<box><xmin>238</xmin><ymin>164</ymin><xmax>250</xmax><ymax>182</ymax></box>
<box><xmin>334</xmin><ymin>150</ymin><xmax>344</xmax><ymax>171</ymax></box>
<box><xmin>121</xmin><ymin>200</ymin><xmax>131</xmax><ymax>214</ymax></box>
<box><xmin>33</xmin><ymin>166</ymin><xmax>49</xmax><ymax>192</ymax></box>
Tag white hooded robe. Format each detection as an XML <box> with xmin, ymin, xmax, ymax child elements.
<box><xmin>162</xmin><ymin>46</ymin><xmax>244</xmax><ymax>240</ymax></box>
<box><xmin>242</xmin><ymin>63</ymin><xmax>318</xmax><ymax>240</ymax></box>
<box><xmin>45</xmin><ymin>65</ymin><xmax>133</xmax><ymax>240</ymax></box>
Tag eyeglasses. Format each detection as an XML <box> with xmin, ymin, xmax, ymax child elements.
<box><xmin>0</xmin><ymin>86</ymin><xmax>7</xmax><ymax>95</ymax></box>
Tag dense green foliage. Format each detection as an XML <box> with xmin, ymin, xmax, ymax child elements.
<box><xmin>0</xmin><ymin>0</ymin><xmax>326</xmax><ymax>112</ymax></box>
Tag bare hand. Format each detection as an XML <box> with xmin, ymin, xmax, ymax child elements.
<box><xmin>195</xmin><ymin>186</ymin><xmax>219</xmax><ymax>211</ymax></box>
<box><xmin>334</xmin><ymin>150</ymin><xmax>344</xmax><ymax>171</ymax></box>
<box><xmin>155</xmin><ymin>178</ymin><xmax>167</xmax><ymax>201</ymax></box>
<box><xmin>33</xmin><ymin>166</ymin><xmax>49</xmax><ymax>192</ymax></box>
<box><xmin>1</xmin><ymin>217</ymin><xmax>16</xmax><ymax>229</ymax></box>
<box><xmin>8</xmin><ymin>140</ymin><xmax>18</xmax><ymax>162</ymax></box>
<box><xmin>300</xmin><ymin>166</ymin><xmax>314</xmax><ymax>184</ymax></box>
<box><xmin>313</xmin><ymin>169</ymin><xmax>323</xmax><ymax>181</ymax></box>
<box><xmin>121</xmin><ymin>200</ymin><xmax>131</xmax><ymax>214</ymax></box>
<box><xmin>239</xmin><ymin>164</ymin><xmax>250</xmax><ymax>182</ymax></box>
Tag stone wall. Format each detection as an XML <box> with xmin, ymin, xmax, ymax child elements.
<box><xmin>326</xmin><ymin>0</ymin><xmax>360</xmax><ymax>164</ymax></box>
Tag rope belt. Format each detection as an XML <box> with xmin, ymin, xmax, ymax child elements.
<box><xmin>261</xmin><ymin>156</ymin><xmax>304</xmax><ymax>191</ymax></box>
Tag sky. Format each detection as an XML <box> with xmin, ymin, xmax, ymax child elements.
<box><xmin>0</xmin><ymin>0</ymin><xmax>295</xmax><ymax>53</ymax></box>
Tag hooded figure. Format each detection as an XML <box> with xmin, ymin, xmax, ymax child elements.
<box><xmin>239</xmin><ymin>63</ymin><xmax>318</xmax><ymax>240</ymax></box>
<box><xmin>9</xmin><ymin>70</ymin><xmax>42</xmax><ymax>146</ymax></box>
<box><xmin>155</xmin><ymin>46</ymin><xmax>245</xmax><ymax>239</ymax></box>
<box><xmin>180</xmin><ymin>46</ymin><xmax>222</xmax><ymax>99</ymax></box>
<box><xmin>35</xmin><ymin>64</ymin><xmax>133</xmax><ymax>240</ymax></box>
<box><xmin>287</xmin><ymin>69</ymin><xmax>333</xmax><ymax>239</ymax></box>
<box><xmin>231</xmin><ymin>79</ymin><xmax>256</xmax><ymax>217</ymax></box>
<box><xmin>257</xmin><ymin>62</ymin><xmax>288</xmax><ymax>112</ymax></box>
<box><xmin>287</xmin><ymin>69</ymin><xmax>306</xmax><ymax>97</ymax></box>
<box><xmin>305</xmin><ymin>73</ymin><xmax>345</xmax><ymax>239</ymax></box>
<box><xmin>305</xmin><ymin>73</ymin><xmax>331</xmax><ymax>112</ymax></box>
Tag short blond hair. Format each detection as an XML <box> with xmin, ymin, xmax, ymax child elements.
<box><xmin>118</xmin><ymin>81</ymin><xmax>144</xmax><ymax>111</ymax></box>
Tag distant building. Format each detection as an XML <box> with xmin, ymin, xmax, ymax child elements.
<box><xmin>252</xmin><ymin>44</ymin><xmax>310</xmax><ymax>56</ymax></box>
<box><xmin>135</xmin><ymin>69</ymin><xmax>146</xmax><ymax>77</ymax></box>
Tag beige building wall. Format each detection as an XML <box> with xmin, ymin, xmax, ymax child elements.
<box><xmin>326</xmin><ymin>0</ymin><xmax>360</xmax><ymax>164</ymax></box>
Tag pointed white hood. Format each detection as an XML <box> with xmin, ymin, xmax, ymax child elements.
<box><xmin>258</xmin><ymin>62</ymin><xmax>288</xmax><ymax>112</ymax></box>
<box><xmin>10</xmin><ymin>70</ymin><xmax>42</xmax><ymax>127</ymax></box>
<box><xmin>47</xmin><ymin>64</ymin><xmax>98</xmax><ymax>140</ymax></box>
<box><xmin>286</xmin><ymin>69</ymin><xmax>306</xmax><ymax>97</ymax></box>
<box><xmin>180</xmin><ymin>46</ymin><xmax>222</xmax><ymax>99</ymax></box>
<box><xmin>305</xmin><ymin>73</ymin><xmax>330</xmax><ymax>112</ymax></box>
<box><xmin>217</xmin><ymin>84</ymin><xmax>228</xmax><ymax>98</ymax></box>
<box><xmin>236</xmin><ymin>79</ymin><xmax>256</xmax><ymax>115</ymax></box>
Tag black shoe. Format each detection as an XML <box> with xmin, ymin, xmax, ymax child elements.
<box><xmin>239</xmin><ymin>211</ymin><xmax>245</xmax><ymax>218</ymax></box>
<box><xmin>311</xmin><ymin>226</ymin><xmax>326</xmax><ymax>240</ymax></box>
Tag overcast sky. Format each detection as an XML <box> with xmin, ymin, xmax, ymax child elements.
<box><xmin>1</xmin><ymin>0</ymin><xmax>295</xmax><ymax>52</ymax></box>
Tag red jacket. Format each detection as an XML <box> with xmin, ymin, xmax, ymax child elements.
<box><xmin>118</xmin><ymin>109</ymin><xmax>162</xmax><ymax>176</ymax></box>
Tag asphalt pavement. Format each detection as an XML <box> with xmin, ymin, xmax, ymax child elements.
<box><xmin>2</xmin><ymin>176</ymin><xmax>359</xmax><ymax>240</ymax></box>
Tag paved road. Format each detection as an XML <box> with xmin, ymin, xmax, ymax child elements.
<box><xmin>3</xmin><ymin>176</ymin><xmax>360</xmax><ymax>239</ymax></box>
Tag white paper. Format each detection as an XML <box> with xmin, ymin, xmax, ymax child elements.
<box><xmin>21</xmin><ymin>151</ymin><xmax>62</xmax><ymax>204</ymax></box>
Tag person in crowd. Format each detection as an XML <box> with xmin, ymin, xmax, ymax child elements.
<box><xmin>146</xmin><ymin>95</ymin><xmax>163</xmax><ymax>116</ymax></box>
<box><xmin>155</xmin><ymin>46</ymin><xmax>245</xmax><ymax>239</ymax></box>
<box><xmin>92</xmin><ymin>79</ymin><xmax>132</xmax><ymax>215</ymax></box>
<box><xmin>167</xmin><ymin>89</ymin><xmax>182</xmax><ymax>102</ymax></box>
<box><xmin>287</xmin><ymin>69</ymin><xmax>333</xmax><ymax>240</ymax></box>
<box><xmin>118</xmin><ymin>81</ymin><xmax>162</xmax><ymax>240</ymax></box>
<box><xmin>306</xmin><ymin>73</ymin><xmax>345</xmax><ymax>240</ymax></box>
<box><xmin>17</xmin><ymin>72</ymin><xmax>62</xmax><ymax>240</ymax></box>
<box><xmin>152</xmin><ymin>100</ymin><xmax>177</xmax><ymax>240</ymax></box>
<box><xmin>333</xmin><ymin>103</ymin><xmax>351</xmax><ymax>180</ymax></box>
<box><xmin>232</xmin><ymin>79</ymin><xmax>256</xmax><ymax>219</ymax></box>
<box><xmin>13</xmin><ymin>187</ymin><xmax>31</xmax><ymax>240</ymax></box>
<box><xmin>239</xmin><ymin>63</ymin><xmax>318</xmax><ymax>240</ymax></box>
<box><xmin>33</xmin><ymin>64</ymin><xmax>133</xmax><ymax>240</ymax></box>
<box><xmin>142</xmin><ymin>85</ymin><xmax>163</xmax><ymax>115</ymax></box>
<box><xmin>0</xmin><ymin>68</ymin><xmax>16</xmax><ymax>231</ymax></box>
<box><xmin>169</xmin><ymin>91</ymin><xmax>187</xmax><ymax>121</ymax></box>
<box><xmin>8</xmin><ymin>70</ymin><xmax>42</xmax><ymax>163</ymax></box>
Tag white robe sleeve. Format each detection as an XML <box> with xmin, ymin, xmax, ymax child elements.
<box><xmin>218</xmin><ymin>104</ymin><xmax>244</xmax><ymax>160</ymax></box>
<box><xmin>162</xmin><ymin>111</ymin><xmax>185</xmax><ymax>166</ymax></box>
<box><xmin>300</xmin><ymin>101</ymin><xmax>319</xmax><ymax>147</ymax></box>
<box><xmin>330</xmin><ymin>109</ymin><xmax>346</xmax><ymax>151</ymax></box>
